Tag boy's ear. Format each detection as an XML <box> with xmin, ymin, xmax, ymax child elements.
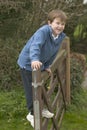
<box><xmin>48</xmin><ymin>20</ymin><xmax>51</xmax><ymax>25</ymax></box>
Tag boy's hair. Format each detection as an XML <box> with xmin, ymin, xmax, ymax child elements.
<box><xmin>47</xmin><ymin>9</ymin><xmax>67</xmax><ymax>23</ymax></box>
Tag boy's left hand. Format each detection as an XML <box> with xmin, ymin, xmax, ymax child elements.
<box><xmin>45</xmin><ymin>68</ymin><xmax>52</xmax><ymax>76</ymax></box>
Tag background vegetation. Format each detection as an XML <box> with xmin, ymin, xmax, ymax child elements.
<box><xmin>0</xmin><ymin>0</ymin><xmax>87</xmax><ymax>90</ymax></box>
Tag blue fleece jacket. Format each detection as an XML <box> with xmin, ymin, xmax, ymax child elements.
<box><xmin>17</xmin><ymin>25</ymin><xmax>66</xmax><ymax>71</ymax></box>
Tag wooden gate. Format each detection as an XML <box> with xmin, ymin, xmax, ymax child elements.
<box><xmin>32</xmin><ymin>36</ymin><xmax>70</xmax><ymax>130</ymax></box>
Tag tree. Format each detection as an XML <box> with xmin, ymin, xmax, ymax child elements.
<box><xmin>0</xmin><ymin>0</ymin><xmax>87</xmax><ymax>90</ymax></box>
<box><xmin>0</xmin><ymin>0</ymin><xmax>87</xmax><ymax>40</ymax></box>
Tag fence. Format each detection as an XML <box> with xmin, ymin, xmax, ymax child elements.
<box><xmin>32</xmin><ymin>36</ymin><xmax>70</xmax><ymax>130</ymax></box>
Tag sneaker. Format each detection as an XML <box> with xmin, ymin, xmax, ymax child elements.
<box><xmin>26</xmin><ymin>113</ymin><xmax>34</xmax><ymax>128</ymax></box>
<box><xmin>42</xmin><ymin>109</ymin><xmax>54</xmax><ymax>118</ymax></box>
<box><xmin>26</xmin><ymin>109</ymin><xmax>54</xmax><ymax>127</ymax></box>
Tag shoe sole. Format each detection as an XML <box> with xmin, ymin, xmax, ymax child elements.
<box><xmin>42</xmin><ymin>113</ymin><xmax>54</xmax><ymax>118</ymax></box>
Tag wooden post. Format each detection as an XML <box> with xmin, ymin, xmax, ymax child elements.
<box><xmin>65</xmin><ymin>37</ymin><xmax>71</xmax><ymax>104</ymax></box>
<box><xmin>32</xmin><ymin>69</ymin><xmax>43</xmax><ymax>130</ymax></box>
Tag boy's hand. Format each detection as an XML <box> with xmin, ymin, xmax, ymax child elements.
<box><xmin>31</xmin><ymin>61</ymin><xmax>42</xmax><ymax>70</ymax></box>
<box><xmin>45</xmin><ymin>68</ymin><xmax>52</xmax><ymax>76</ymax></box>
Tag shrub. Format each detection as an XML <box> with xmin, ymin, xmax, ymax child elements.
<box><xmin>70</xmin><ymin>58</ymin><xmax>83</xmax><ymax>89</ymax></box>
<box><xmin>70</xmin><ymin>52</ymin><xmax>86</xmax><ymax>94</ymax></box>
<box><xmin>0</xmin><ymin>38</ymin><xmax>25</xmax><ymax>91</ymax></box>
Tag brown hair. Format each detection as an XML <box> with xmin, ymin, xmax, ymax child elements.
<box><xmin>47</xmin><ymin>9</ymin><xmax>67</xmax><ymax>23</ymax></box>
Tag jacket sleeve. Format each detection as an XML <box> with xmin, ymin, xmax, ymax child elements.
<box><xmin>29</xmin><ymin>30</ymin><xmax>46</xmax><ymax>62</ymax></box>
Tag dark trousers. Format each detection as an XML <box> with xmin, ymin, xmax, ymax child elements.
<box><xmin>20</xmin><ymin>68</ymin><xmax>33</xmax><ymax>113</ymax></box>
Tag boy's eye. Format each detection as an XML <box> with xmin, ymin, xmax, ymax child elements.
<box><xmin>56</xmin><ymin>22</ymin><xmax>65</xmax><ymax>25</ymax></box>
<box><xmin>56</xmin><ymin>22</ymin><xmax>60</xmax><ymax>24</ymax></box>
<box><xmin>62</xmin><ymin>23</ymin><xmax>65</xmax><ymax>25</ymax></box>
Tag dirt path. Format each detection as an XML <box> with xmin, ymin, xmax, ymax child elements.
<box><xmin>81</xmin><ymin>71</ymin><xmax>87</xmax><ymax>89</ymax></box>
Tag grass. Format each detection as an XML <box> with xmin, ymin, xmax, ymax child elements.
<box><xmin>61</xmin><ymin>88</ymin><xmax>87</xmax><ymax>130</ymax></box>
<box><xmin>0</xmin><ymin>88</ymin><xmax>87</xmax><ymax>130</ymax></box>
<box><xmin>0</xmin><ymin>88</ymin><xmax>33</xmax><ymax>130</ymax></box>
<box><xmin>61</xmin><ymin>107</ymin><xmax>87</xmax><ymax>130</ymax></box>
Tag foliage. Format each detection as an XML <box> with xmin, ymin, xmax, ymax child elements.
<box><xmin>70</xmin><ymin>58</ymin><xmax>84</xmax><ymax>89</ymax></box>
<box><xmin>70</xmin><ymin>52</ymin><xmax>87</xmax><ymax>104</ymax></box>
<box><xmin>70</xmin><ymin>53</ymin><xmax>86</xmax><ymax>89</ymax></box>
<box><xmin>0</xmin><ymin>38</ymin><xmax>26</xmax><ymax>91</ymax></box>
<box><xmin>0</xmin><ymin>0</ymin><xmax>87</xmax><ymax>41</ymax></box>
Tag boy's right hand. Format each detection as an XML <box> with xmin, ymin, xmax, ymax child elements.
<box><xmin>31</xmin><ymin>61</ymin><xmax>42</xmax><ymax>70</ymax></box>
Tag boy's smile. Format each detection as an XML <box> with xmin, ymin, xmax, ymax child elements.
<box><xmin>48</xmin><ymin>18</ymin><xmax>65</xmax><ymax>37</ymax></box>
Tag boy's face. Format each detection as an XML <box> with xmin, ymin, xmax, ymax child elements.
<box><xmin>48</xmin><ymin>18</ymin><xmax>65</xmax><ymax>36</ymax></box>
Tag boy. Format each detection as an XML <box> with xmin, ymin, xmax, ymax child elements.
<box><xmin>17</xmin><ymin>9</ymin><xmax>67</xmax><ymax>127</ymax></box>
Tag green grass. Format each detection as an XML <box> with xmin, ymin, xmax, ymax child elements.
<box><xmin>61</xmin><ymin>109</ymin><xmax>87</xmax><ymax>130</ymax></box>
<box><xmin>0</xmin><ymin>88</ymin><xmax>87</xmax><ymax>130</ymax></box>
<box><xmin>0</xmin><ymin>89</ymin><xmax>33</xmax><ymax>130</ymax></box>
<box><xmin>61</xmin><ymin>89</ymin><xmax>87</xmax><ymax>130</ymax></box>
